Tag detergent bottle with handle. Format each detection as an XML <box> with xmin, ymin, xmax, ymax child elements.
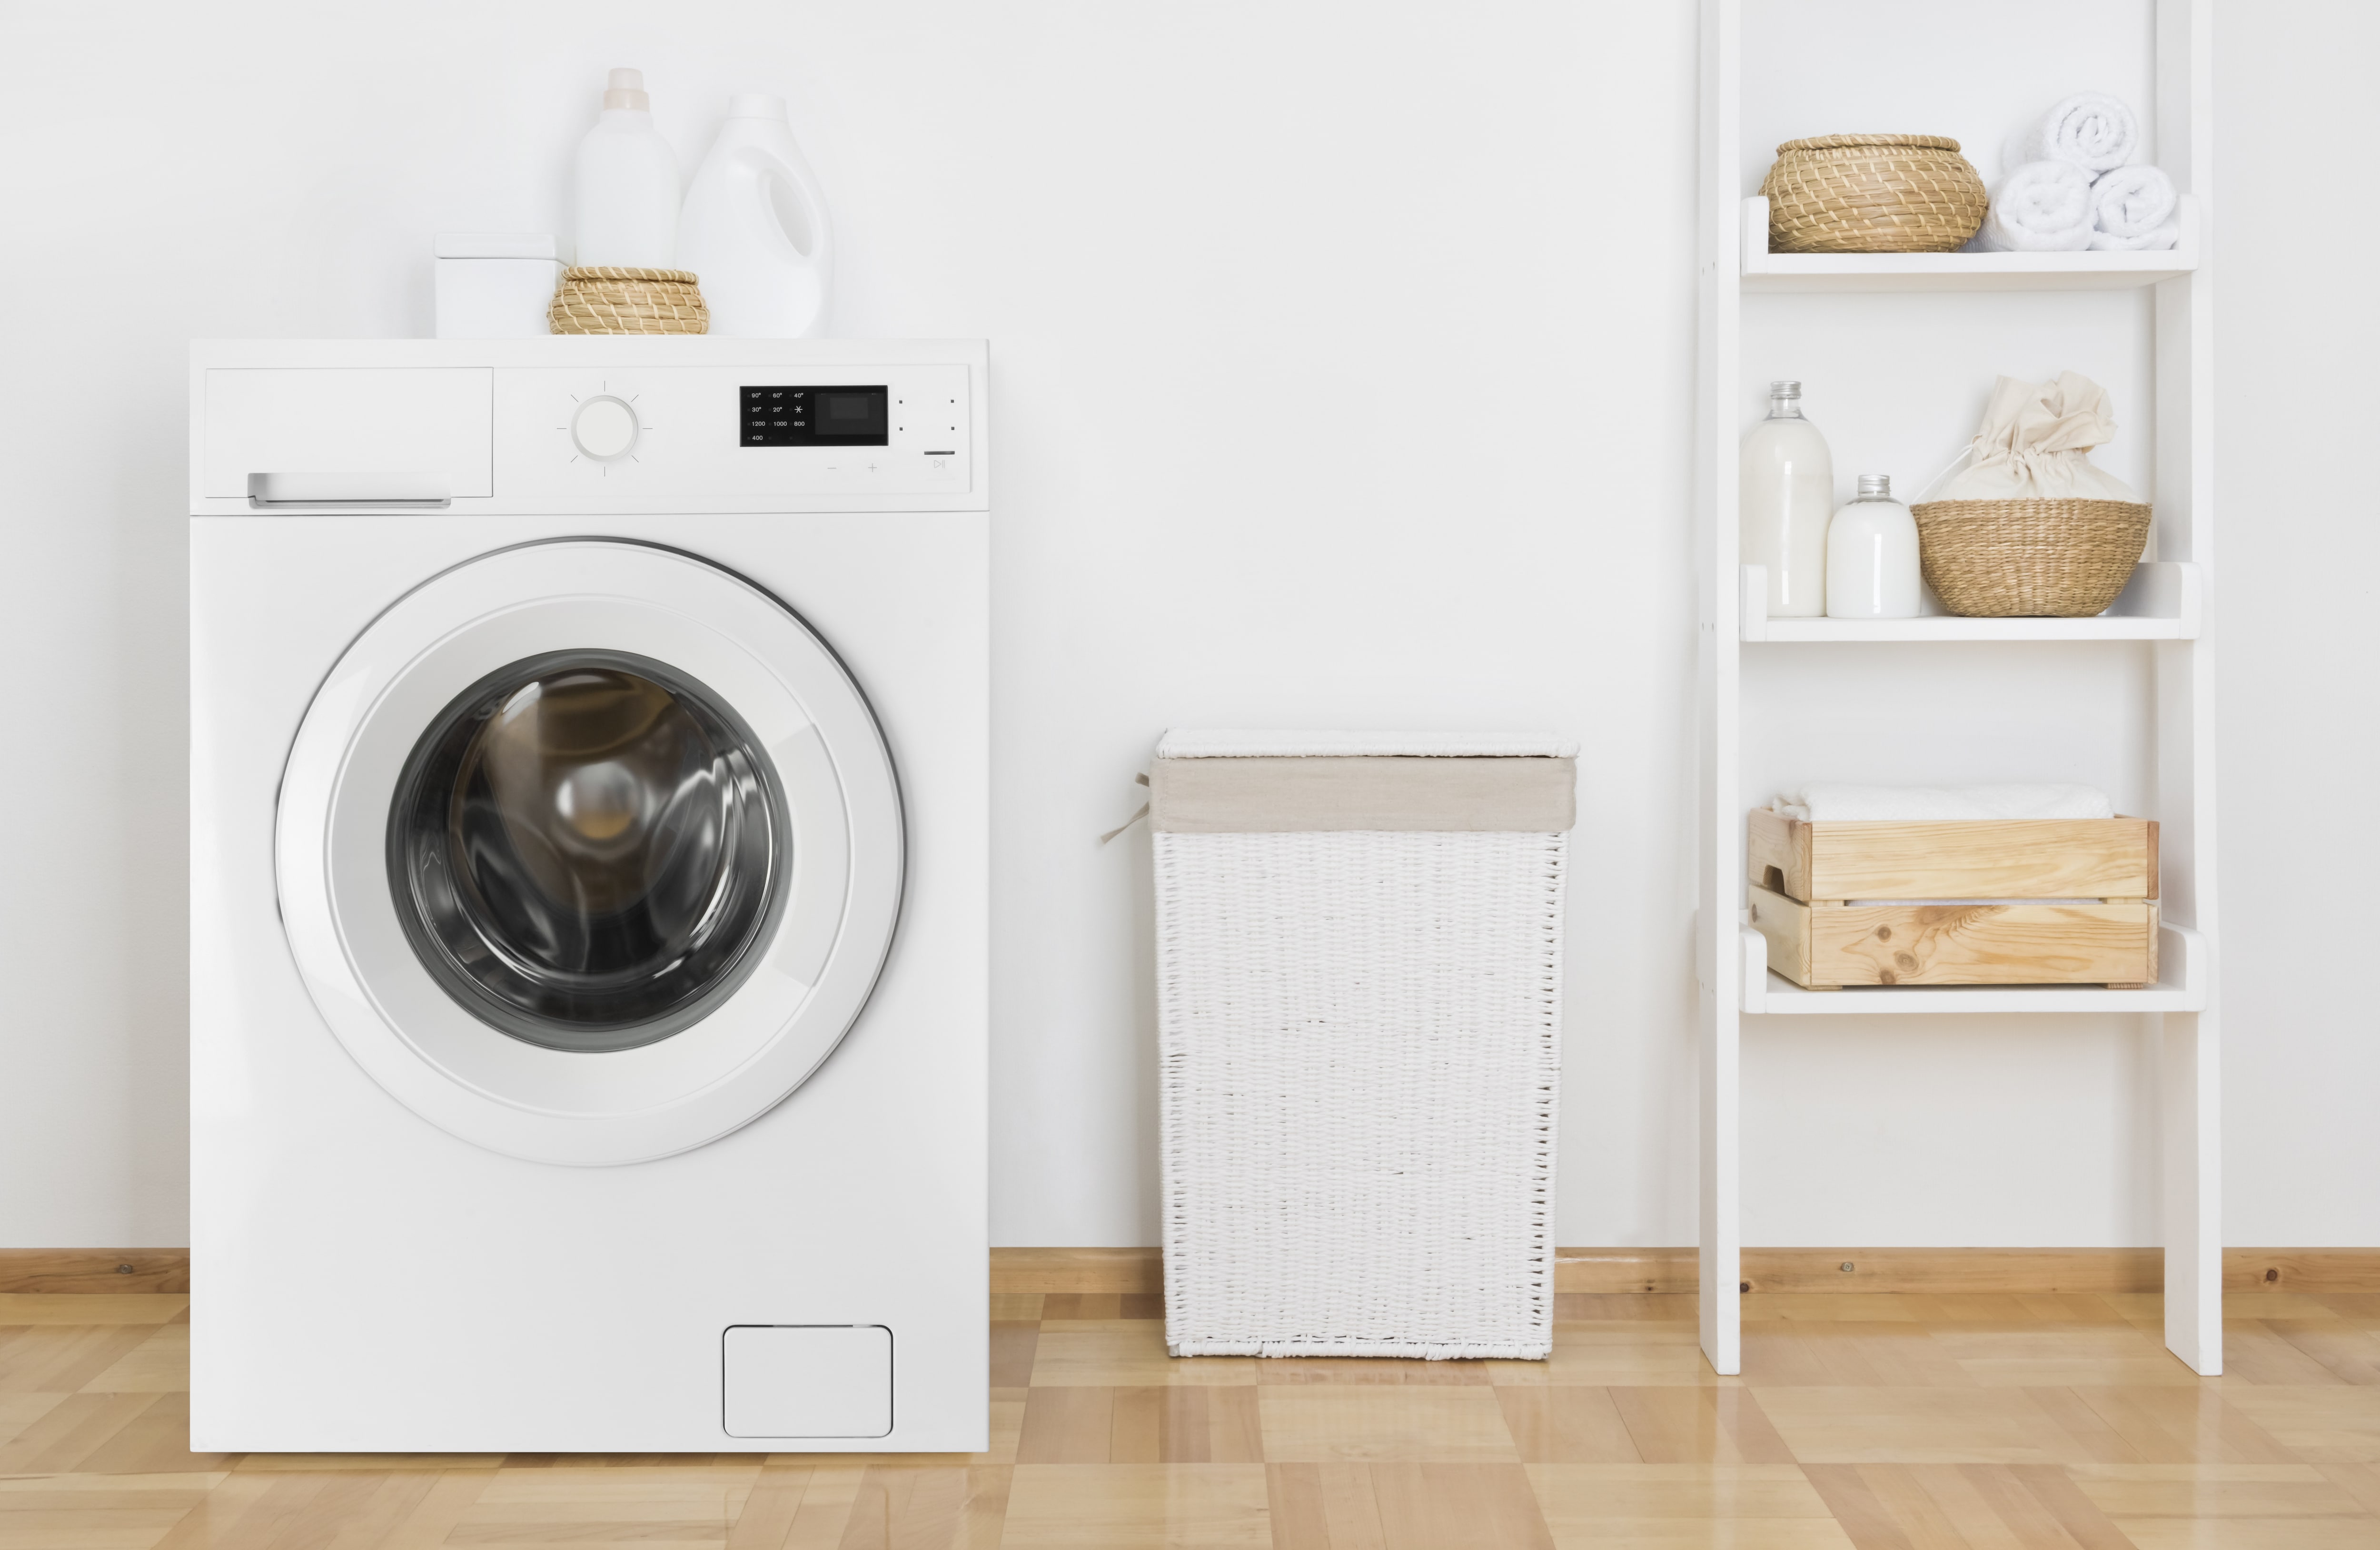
<box><xmin>675</xmin><ymin>94</ymin><xmax>834</xmax><ymax>337</ymax></box>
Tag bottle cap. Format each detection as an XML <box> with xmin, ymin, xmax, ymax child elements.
<box><xmin>604</xmin><ymin>68</ymin><xmax>650</xmax><ymax>111</ymax></box>
<box><xmin>728</xmin><ymin>93</ymin><xmax>789</xmax><ymax>120</ymax></box>
<box><xmin>1858</xmin><ymin>474</ymin><xmax>1892</xmax><ymax>497</ymax></box>
<box><xmin>1769</xmin><ymin>380</ymin><xmax>1802</xmax><ymax>398</ymax></box>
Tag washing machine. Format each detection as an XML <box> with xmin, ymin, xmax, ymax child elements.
<box><xmin>187</xmin><ymin>338</ymin><xmax>987</xmax><ymax>1451</ymax></box>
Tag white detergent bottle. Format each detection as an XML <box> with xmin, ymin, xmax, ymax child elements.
<box><xmin>675</xmin><ymin>94</ymin><xmax>834</xmax><ymax>337</ymax></box>
<box><xmin>574</xmin><ymin>69</ymin><xmax>681</xmax><ymax>267</ymax></box>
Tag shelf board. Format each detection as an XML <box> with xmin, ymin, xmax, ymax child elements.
<box><xmin>1751</xmin><ymin>615</ymin><xmax>2187</xmax><ymax>643</ymax></box>
<box><xmin>1739</xmin><ymin>563</ymin><xmax>2201</xmax><ymax>642</ymax></box>
<box><xmin>1740</xmin><ymin>196</ymin><xmax>2200</xmax><ymax>294</ymax></box>
<box><xmin>1736</xmin><ymin>924</ymin><xmax>2207</xmax><ymax>1016</ymax></box>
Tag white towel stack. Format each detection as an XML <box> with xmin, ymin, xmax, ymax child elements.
<box><xmin>1983</xmin><ymin>94</ymin><xmax>2180</xmax><ymax>254</ymax></box>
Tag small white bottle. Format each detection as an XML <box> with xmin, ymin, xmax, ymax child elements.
<box><xmin>573</xmin><ymin>69</ymin><xmax>681</xmax><ymax>268</ymax></box>
<box><xmin>676</xmin><ymin>94</ymin><xmax>835</xmax><ymax>337</ymax></box>
<box><xmin>1825</xmin><ymin>473</ymin><xmax>1923</xmax><ymax>619</ymax></box>
<box><xmin>1740</xmin><ymin>380</ymin><xmax>1835</xmax><ymax>617</ymax></box>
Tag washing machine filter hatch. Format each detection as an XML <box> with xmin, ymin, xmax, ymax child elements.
<box><xmin>387</xmin><ymin>648</ymin><xmax>791</xmax><ymax>1053</ymax></box>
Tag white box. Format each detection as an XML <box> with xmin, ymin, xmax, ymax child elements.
<box><xmin>435</xmin><ymin>233</ymin><xmax>561</xmax><ymax>339</ymax></box>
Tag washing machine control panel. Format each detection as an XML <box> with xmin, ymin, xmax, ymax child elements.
<box><xmin>193</xmin><ymin>346</ymin><xmax>984</xmax><ymax>514</ymax></box>
<box><xmin>493</xmin><ymin>363</ymin><xmax>974</xmax><ymax>506</ymax></box>
<box><xmin>741</xmin><ymin>385</ymin><xmax>888</xmax><ymax>447</ymax></box>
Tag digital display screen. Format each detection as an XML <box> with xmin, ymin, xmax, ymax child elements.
<box><xmin>741</xmin><ymin>385</ymin><xmax>889</xmax><ymax>447</ymax></box>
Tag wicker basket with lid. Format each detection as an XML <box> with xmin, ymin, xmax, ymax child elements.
<box><xmin>547</xmin><ymin>267</ymin><xmax>709</xmax><ymax>336</ymax></box>
<box><xmin>1761</xmin><ymin>134</ymin><xmax>1988</xmax><ymax>254</ymax></box>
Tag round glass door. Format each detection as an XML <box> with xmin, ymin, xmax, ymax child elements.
<box><xmin>387</xmin><ymin>651</ymin><xmax>789</xmax><ymax>1052</ymax></box>
<box><xmin>277</xmin><ymin>540</ymin><xmax>905</xmax><ymax>1165</ymax></box>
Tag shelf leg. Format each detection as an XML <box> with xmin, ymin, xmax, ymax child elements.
<box><xmin>1700</xmin><ymin>987</ymin><xmax>1741</xmax><ymax>1374</ymax></box>
<box><xmin>2160</xmin><ymin>1007</ymin><xmax>2222</xmax><ymax>1373</ymax></box>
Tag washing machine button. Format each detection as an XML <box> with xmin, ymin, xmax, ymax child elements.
<box><xmin>572</xmin><ymin>396</ymin><xmax>640</xmax><ymax>461</ymax></box>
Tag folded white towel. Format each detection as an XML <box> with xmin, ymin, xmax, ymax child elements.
<box><xmin>1773</xmin><ymin>783</ymin><xmax>2115</xmax><ymax>822</ymax></box>
<box><xmin>2088</xmin><ymin>165</ymin><xmax>2180</xmax><ymax>251</ymax></box>
<box><xmin>1975</xmin><ymin>161</ymin><xmax>2097</xmax><ymax>252</ymax></box>
<box><xmin>2015</xmin><ymin>91</ymin><xmax>2142</xmax><ymax>175</ymax></box>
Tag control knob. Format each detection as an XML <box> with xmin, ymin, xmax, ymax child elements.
<box><xmin>572</xmin><ymin>396</ymin><xmax>640</xmax><ymax>462</ymax></box>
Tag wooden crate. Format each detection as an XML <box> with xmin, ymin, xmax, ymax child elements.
<box><xmin>1747</xmin><ymin>806</ymin><xmax>2156</xmax><ymax>902</ymax></box>
<box><xmin>1745</xmin><ymin>808</ymin><xmax>2160</xmax><ymax>989</ymax></box>
<box><xmin>1747</xmin><ymin>886</ymin><xmax>2158</xmax><ymax>988</ymax></box>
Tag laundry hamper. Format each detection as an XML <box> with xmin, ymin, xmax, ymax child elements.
<box><xmin>1151</xmin><ymin>731</ymin><xmax>1577</xmax><ymax>1359</ymax></box>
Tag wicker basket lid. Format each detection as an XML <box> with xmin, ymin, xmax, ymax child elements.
<box><xmin>562</xmin><ymin>266</ymin><xmax>700</xmax><ymax>285</ymax></box>
<box><xmin>1776</xmin><ymin>133</ymin><xmax>1962</xmax><ymax>154</ymax></box>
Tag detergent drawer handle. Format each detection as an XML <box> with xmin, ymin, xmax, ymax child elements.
<box><xmin>247</xmin><ymin>472</ymin><xmax>453</xmax><ymax>507</ymax></box>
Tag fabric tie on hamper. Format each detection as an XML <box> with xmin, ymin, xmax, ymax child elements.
<box><xmin>2087</xmin><ymin>164</ymin><xmax>2181</xmax><ymax>251</ymax></box>
<box><xmin>1974</xmin><ymin>160</ymin><xmax>2097</xmax><ymax>252</ymax></box>
<box><xmin>1773</xmin><ymin>783</ymin><xmax>2115</xmax><ymax>822</ymax></box>
<box><xmin>1150</xmin><ymin>731</ymin><xmax>1577</xmax><ymax>1361</ymax></box>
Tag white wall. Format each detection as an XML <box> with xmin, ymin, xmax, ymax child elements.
<box><xmin>0</xmin><ymin>1</ymin><xmax>2370</xmax><ymax>1251</ymax></box>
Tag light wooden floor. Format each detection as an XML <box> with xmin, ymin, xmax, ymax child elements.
<box><xmin>4</xmin><ymin>1290</ymin><xmax>2379</xmax><ymax>1548</ymax></box>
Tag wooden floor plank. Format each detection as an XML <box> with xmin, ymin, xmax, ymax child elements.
<box><xmin>2221</xmin><ymin>1321</ymin><xmax>2355</xmax><ymax>1387</ymax></box>
<box><xmin>0</xmin><ymin>1325</ymin><xmax>158</xmax><ymax>1393</ymax></box>
<box><xmin>989</xmin><ymin>1320</ymin><xmax>1040</xmax><ymax>1394</ymax></box>
<box><xmin>1494</xmin><ymin>1388</ymin><xmax>1642</xmax><ymax>1464</ymax></box>
<box><xmin>1606</xmin><ymin>1387</ymin><xmax>1796</xmax><ymax>1465</ymax></box>
<box><xmin>1257</xmin><ymin>1386</ymin><xmax>1520</xmax><ymax>1464</ymax></box>
<box><xmin>1367</xmin><ymin>1463</ymin><xmax>1552</xmax><ymax>1550</ymax></box>
<box><xmin>2264</xmin><ymin>1323</ymin><xmax>2380</xmax><ymax>1385</ymax></box>
<box><xmin>2065</xmin><ymin>1387</ymin><xmax>2303</xmax><ymax>1465</ymax></box>
<box><xmin>1263</xmin><ymin>1462</ymin><xmax>1388</xmax><ymax>1550</ymax></box>
<box><xmin>1001</xmin><ymin>1463</ymin><xmax>1270</xmax><ymax>1548</ymax></box>
<box><xmin>1029</xmin><ymin>1322</ymin><xmax>1258</xmax><ymax>1388</ymax></box>
<box><xmin>1754</xmin><ymin>1388</ymin><xmax>2092</xmax><ymax>1466</ymax></box>
<box><xmin>2216</xmin><ymin>1387</ymin><xmax>2380</xmax><ymax>1463</ymax></box>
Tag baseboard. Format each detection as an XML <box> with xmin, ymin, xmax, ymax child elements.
<box><xmin>989</xmin><ymin>1246</ymin><xmax>1165</xmax><ymax>1295</ymax></box>
<box><xmin>0</xmin><ymin>1249</ymin><xmax>190</xmax><ymax>1293</ymax></box>
<box><xmin>986</xmin><ymin>1246</ymin><xmax>2380</xmax><ymax>1297</ymax></box>
<box><xmin>7</xmin><ymin>1246</ymin><xmax>2373</xmax><ymax>1297</ymax></box>
<box><xmin>1558</xmin><ymin>1247</ymin><xmax>2169</xmax><ymax>1295</ymax></box>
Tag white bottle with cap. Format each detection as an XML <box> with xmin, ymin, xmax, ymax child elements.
<box><xmin>675</xmin><ymin>94</ymin><xmax>835</xmax><ymax>337</ymax></box>
<box><xmin>1825</xmin><ymin>474</ymin><xmax>1923</xmax><ymax>619</ymax></box>
<box><xmin>1740</xmin><ymin>380</ymin><xmax>1835</xmax><ymax>617</ymax></box>
<box><xmin>573</xmin><ymin>69</ymin><xmax>681</xmax><ymax>268</ymax></box>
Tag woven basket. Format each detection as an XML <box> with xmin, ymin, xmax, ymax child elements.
<box><xmin>547</xmin><ymin>267</ymin><xmax>708</xmax><ymax>335</ymax></box>
<box><xmin>1761</xmin><ymin>135</ymin><xmax>1987</xmax><ymax>254</ymax></box>
<box><xmin>1910</xmin><ymin>499</ymin><xmax>2152</xmax><ymax>617</ymax></box>
<box><xmin>1151</xmin><ymin>733</ymin><xmax>1574</xmax><ymax>1360</ymax></box>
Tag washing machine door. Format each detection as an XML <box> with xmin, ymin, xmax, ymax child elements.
<box><xmin>277</xmin><ymin>540</ymin><xmax>902</xmax><ymax>1165</ymax></box>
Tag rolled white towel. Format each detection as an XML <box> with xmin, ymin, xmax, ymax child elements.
<box><xmin>2015</xmin><ymin>91</ymin><xmax>2142</xmax><ymax>175</ymax></box>
<box><xmin>1975</xmin><ymin>161</ymin><xmax>2096</xmax><ymax>252</ymax></box>
<box><xmin>1772</xmin><ymin>783</ymin><xmax>2115</xmax><ymax>822</ymax></box>
<box><xmin>2088</xmin><ymin>164</ymin><xmax>2180</xmax><ymax>251</ymax></box>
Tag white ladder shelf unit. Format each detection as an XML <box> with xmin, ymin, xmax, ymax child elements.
<box><xmin>1693</xmin><ymin>0</ymin><xmax>2219</xmax><ymax>1376</ymax></box>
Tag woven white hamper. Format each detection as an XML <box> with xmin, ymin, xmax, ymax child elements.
<box><xmin>1150</xmin><ymin>730</ymin><xmax>1576</xmax><ymax>1359</ymax></box>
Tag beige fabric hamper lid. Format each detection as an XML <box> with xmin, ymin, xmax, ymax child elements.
<box><xmin>1149</xmin><ymin>730</ymin><xmax>1577</xmax><ymax>834</ymax></box>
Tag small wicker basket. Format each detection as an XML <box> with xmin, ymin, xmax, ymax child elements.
<box><xmin>547</xmin><ymin>267</ymin><xmax>709</xmax><ymax>335</ymax></box>
<box><xmin>1910</xmin><ymin>499</ymin><xmax>2152</xmax><ymax>617</ymax></box>
<box><xmin>1761</xmin><ymin>135</ymin><xmax>1988</xmax><ymax>254</ymax></box>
